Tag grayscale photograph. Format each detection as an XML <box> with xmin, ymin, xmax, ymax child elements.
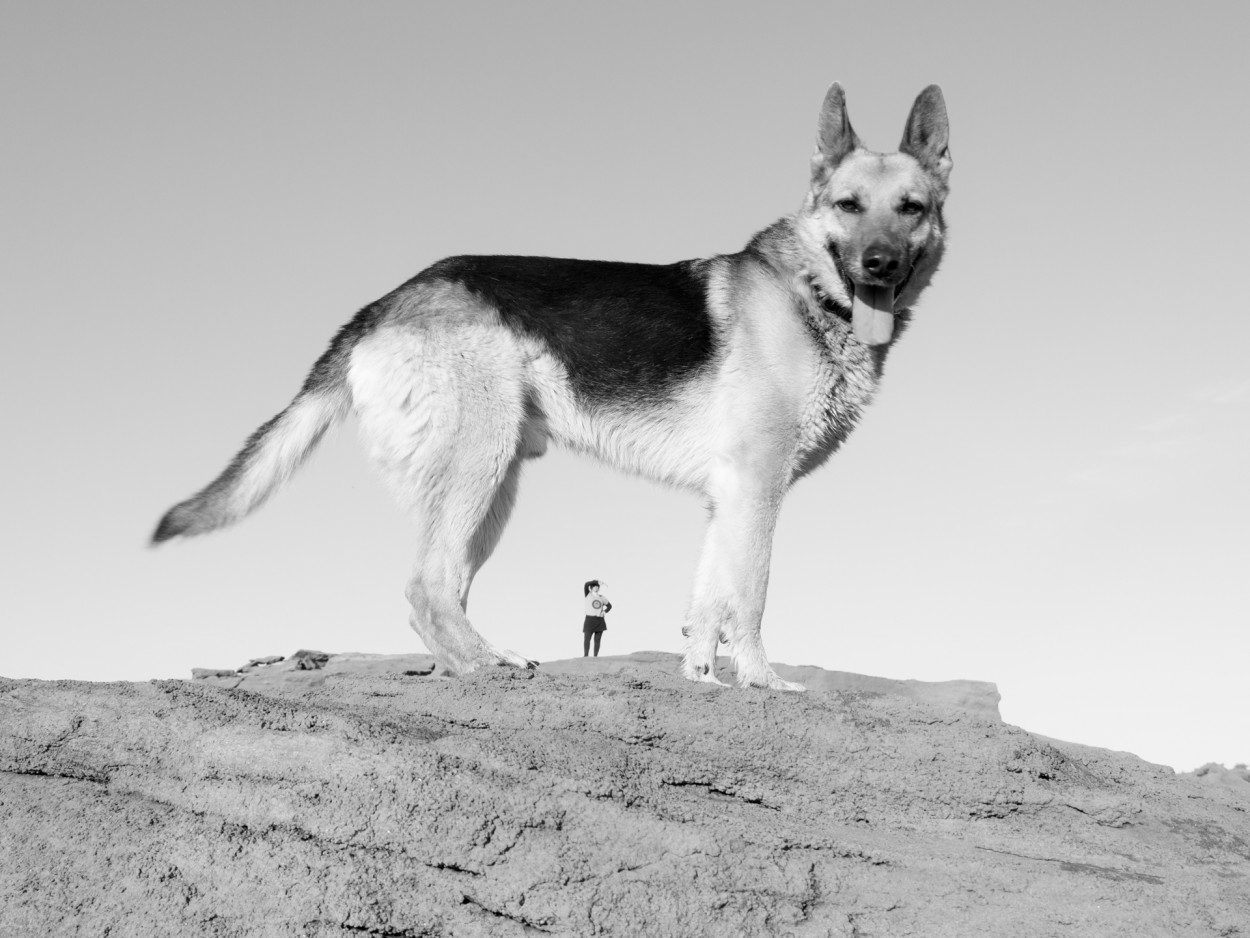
<box><xmin>2</xmin><ymin>2</ymin><xmax>1247</xmax><ymax>935</ymax></box>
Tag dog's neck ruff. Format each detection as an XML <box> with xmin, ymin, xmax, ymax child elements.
<box><xmin>805</xmin><ymin>274</ymin><xmax>852</xmax><ymax>323</ymax></box>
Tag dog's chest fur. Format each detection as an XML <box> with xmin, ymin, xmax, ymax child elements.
<box><xmin>715</xmin><ymin>243</ymin><xmax>890</xmax><ymax>482</ymax></box>
<box><xmin>792</xmin><ymin>311</ymin><xmax>884</xmax><ymax>478</ymax></box>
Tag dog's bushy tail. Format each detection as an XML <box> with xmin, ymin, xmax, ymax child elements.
<box><xmin>152</xmin><ymin>316</ymin><xmax>367</xmax><ymax>544</ymax></box>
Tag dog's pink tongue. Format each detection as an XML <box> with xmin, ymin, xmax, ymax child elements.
<box><xmin>852</xmin><ymin>285</ymin><xmax>895</xmax><ymax>345</ymax></box>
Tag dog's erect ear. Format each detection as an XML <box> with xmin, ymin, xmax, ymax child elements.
<box><xmin>899</xmin><ymin>85</ymin><xmax>952</xmax><ymax>183</ymax></box>
<box><xmin>812</xmin><ymin>83</ymin><xmax>860</xmax><ymax>180</ymax></box>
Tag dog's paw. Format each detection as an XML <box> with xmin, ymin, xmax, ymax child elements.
<box><xmin>496</xmin><ymin>649</ymin><xmax>539</xmax><ymax>670</ymax></box>
<box><xmin>448</xmin><ymin>647</ymin><xmax>538</xmax><ymax>676</ymax></box>
<box><xmin>681</xmin><ymin>660</ymin><xmax>729</xmax><ymax>686</ymax></box>
<box><xmin>738</xmin><ymin>668</ymin><xmax>806</xmax><ymax>692</ymax></box>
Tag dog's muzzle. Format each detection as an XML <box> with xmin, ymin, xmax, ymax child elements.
<box><xmin>820</xmin><ymin>242</ymin><xmax>918</xmax><ymax>347</ymax></box>
<box><xmin>846</xmin><ymin>246</ymin><xmax>923</xmax><ymax>347</ymax></box>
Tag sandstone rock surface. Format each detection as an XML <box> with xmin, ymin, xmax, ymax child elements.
<box><xmin>2</xmin><ymin>652</ymin><xmax>1246</xmax><ymax>936</ymax></box>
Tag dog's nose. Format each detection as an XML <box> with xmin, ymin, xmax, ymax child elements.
<box><xmin>861</xmin><ymin>243</ymin><xmax>901</xmax><ymax>279</ymax></box>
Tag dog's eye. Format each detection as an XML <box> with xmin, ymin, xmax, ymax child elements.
<box><xmin>834</xmin><ymin>199</ymin><xmax>862</xmax><ymax>214</ymax></box>
<box><xmin>899</xmin><ymin>201</ymin><xmax>926</xmax><ymax>216</ymax></box>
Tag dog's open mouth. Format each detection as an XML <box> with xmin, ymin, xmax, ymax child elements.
<box><xmin>851</xmin><ymin>255</ymin><xmax>925</xmax><ymax>346</ymax></box>
<box><xmin>814</xmin><ymin>248</ymin><xmax>921</xmax><ymax>347</ymax></box>
<box><xmin>809</xmin><ymin>273</ymin><xmax>910</xmax><ymax>347</ymax></box>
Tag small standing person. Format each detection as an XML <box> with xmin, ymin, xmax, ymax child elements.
<box><xmin>582</xmin><ymin>580</ymin><xmax>612</xmax><ymax>657</ymax></box>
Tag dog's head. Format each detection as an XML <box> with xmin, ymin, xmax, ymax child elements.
<box><xmin>797</xmin><ymin>84</ymin><xmax>951</xmax><ymax>345</ymax></box>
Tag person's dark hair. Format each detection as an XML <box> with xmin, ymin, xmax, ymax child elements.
<box><xmin>584</xmin><ymin>579</ymin><xmax>600</xmax><ymax>596</ymax></box>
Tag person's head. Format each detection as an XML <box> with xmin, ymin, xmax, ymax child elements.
<box><xmin>584</xmin><ymin>579</ymin><xmax>600</xmax><ymax>596</ymax></box>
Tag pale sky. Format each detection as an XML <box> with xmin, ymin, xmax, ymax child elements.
<box><xmin>3</xmin><ymin>1</ymin><xmax>1247</xmax><ymax>773</ymax></box>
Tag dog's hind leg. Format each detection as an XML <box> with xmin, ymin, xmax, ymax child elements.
<box><xmin>460</xmin><ymin>457</ymin><xmax>522</xmax><ymax>609</ymax></box>
<box><xmin>681</xmin><ymin>462</ymin><xmax>805</xmax><ymax>691</ymax></box>
<box><xmin>351</xmin><ymin>324</ymin><xmax>536</xmax><ymax>675</ymax></box>
<box><xmin>402</xmin><ymin>455</ymin><xmax>536</xmax><ymax>675</ymax></box>
<box><xmin>460</xmin><ymin>417</ymin><xmax>547</xmax><ymax>611</ymax></box>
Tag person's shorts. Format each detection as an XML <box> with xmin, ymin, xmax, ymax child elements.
<box><xmin>583</xmin><ymin>616</ymin><xmax>606</xmax><ymax>634</ymax></box>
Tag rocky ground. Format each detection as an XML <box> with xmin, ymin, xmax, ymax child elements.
<box><xmin>1</xmin><ymin>651</ymin><xmax>1247</xmax><ymax>937</ymax></box>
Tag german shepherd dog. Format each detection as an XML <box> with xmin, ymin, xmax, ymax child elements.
<box><xmin>154</xmin><ymin>84</ymin><xmax>952</xmax><ymax>691</ymax></box>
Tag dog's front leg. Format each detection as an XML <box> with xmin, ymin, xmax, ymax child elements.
<box><xmin>681</xmin><ymin>460</ymin><xmax>805</xmax><ymax>692</ymax></box>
